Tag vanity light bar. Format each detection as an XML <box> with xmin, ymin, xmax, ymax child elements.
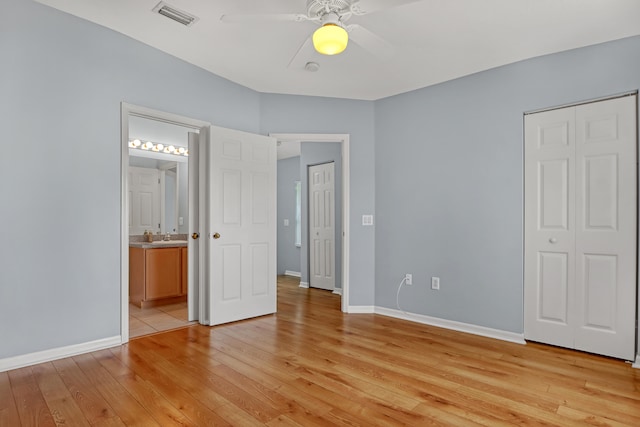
<box><xmin>128</xmin><ymin>139</ymin><xmax>189</xmax><ymax>157</ymax></box>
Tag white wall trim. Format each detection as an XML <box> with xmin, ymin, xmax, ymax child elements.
<box><xmin>299</xmin><ymin>281</ymin><xmax>309</xmax><ymax>288</ymax></box>
<box><xmin>285</xmin><ymin>270</ymin><xmax>301</xmax><ymax>277</ymax></box>
<box><xmin>347</xmin><ymin>305</ymin><xmax>375</xmax><ymax>314</ymax></box>
<box><xmin>374</xmin><ymin>306</ymin><xmax>526</xmax><ymax>345</ymax></box>
<box><xmin>271</xmin><ymin>133</ymin><xmax>350</xmax><ymax>313</ymax></box>
<box><xmin>332</xmin><ymin>288</ymin><xmax>343</xmax><ymax>296</ymax></box>
<box><xmin>0</xmin><ymin>336</ymin><xmax>121</xmax><ymax>373</ymax></box>
<box><xmin>632</xmin><ymin>355</ymin><xmax>640</xmax><ymax>369</ymax></box>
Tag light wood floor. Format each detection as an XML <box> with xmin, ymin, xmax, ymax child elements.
<box><xmin>2</xmin><ymin>275</ymin><xmax>640</xmax><ymax>426</ymax></box>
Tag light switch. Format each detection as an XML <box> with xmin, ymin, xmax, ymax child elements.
<box><xmin>362</xmin><ymin>215</ymin><xmax>374</xmax><ymax>226</ymax></box>
<box><xmin>284</xmin><ymin>219</ymin><xmax>290</xmax><ymax>226</ymax></box>
<box><xmin>178</xmin><ymin>217</ymin><xmax>184</xmax><ymax>225</ymax></box>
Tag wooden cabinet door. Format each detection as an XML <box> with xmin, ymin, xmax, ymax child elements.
<box><xmin>145</xmin><ymin>248</ymin><xmax>181</xmax><ymax>300</ymax></box>
<box><xmin>129</xmin><ymin>247</ymin><xmax>146</xmax><ymax>304</ymax></box>
<box><xmin>181</xmin><ymin>247</ymin><xmax>188</xmax><ymax>295</ymax></box>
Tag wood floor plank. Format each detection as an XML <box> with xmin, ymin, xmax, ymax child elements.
<box><xmin>4</xmin><ymin>276</ymin><xmax>640</xmax><ymax>426</ymax></box>
<box><xmin>109</xmin><ymin>341</ymin><xmax>233</xmax><ymax>426</ymax></box>
<box><xmin>72</xmin><ymin>353</ymin><xmax>160</xmax><ymax>427</ymax></box>
<box><xmin>50</xmin><ymin>357</ymin><xmax>119</xmax><ymax>425</ymax></box>
<box><xmin>95</xmin><ymin>349</ymin><xmax>194</xmax><ymax>426</ymax></box>
<box><xmin>8</xmin><ymin>367</ymin><xmax>56</xmax><ymax>427</ymax></box>
<box><xmin>31</xmin><ymin>362</ymin><xmax>91</xmax><ymax>427</ymax></box>
<box><xmin>0</xmin><ymin>371</ymin><xmax>21</xmax><ymax>426</ymax></box>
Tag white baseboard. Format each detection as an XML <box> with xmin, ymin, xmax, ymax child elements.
<box><xmin>284</xmin><ymin>270</ymin><xmax>301</xmax><ymax>277</ymax></box>
<box><xmin>374</xmin><ymin>306</ymin><xmax>526</xmax><ymax>345</ymax></box>
<box><xmin>347</xmin><ymin>305</ymin><xmax>375</xmax><ymax>314</ymax></box>
<box><xmin>0</xmin><ymin>336</ymin><xmax>121</xmax><ymax>373</ymax></box>
<box><xmin>633</xmin><ymin>355</ymin><xmax>640</xmax><ymax>369</ymax></box>
<box><xmin>299</xmin><ymin>281</ymin><xmax>309</xmax><ymax>288</ymax></box>
<box><xmin>332</xmin><ymin>288</ymin><xmax>343</xmax><ymax>296</ymax></box>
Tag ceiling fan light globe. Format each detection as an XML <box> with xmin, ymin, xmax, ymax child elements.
<box><xmin>313</xmin><ymin>24</ymin><xmax>348</xmax><ymax>55</ymax></box>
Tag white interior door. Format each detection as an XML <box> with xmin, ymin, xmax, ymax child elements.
<box><xmin>524</xmin><ymin>95</ymin><xmax>637</xmax><ymax>360</ymax></box>
<box><xmin>206</xmin><ymin>125</ymin><xmax>277</xmax><ymax>325</ymax></box>
<box><xmin>129</xmin><ymin>166</ymin><xmax>160</xmax><ymax>235</ymax></box>
<box><xmin>309</xmin><ymin>162</ymin><xmax>336</xmax><ymax>291</ymax></box>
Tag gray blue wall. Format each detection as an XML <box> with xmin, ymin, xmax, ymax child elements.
<box><xmin>277</xmin><ymin>156</ymin><xmax>301</xmax><ymax>275</ymax></box>
<box><xmin>300</xmin><ymin>142</ymin><xmax>343</xmax><ymax>289</ymax></box>
<box><xmin>375</xmin><ymin>36</ymin><xmax>640</xmax><ymax>341</ymax></box>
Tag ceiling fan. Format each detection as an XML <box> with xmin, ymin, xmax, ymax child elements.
<box><xmin>220</xmin><ymin>0</ymin><xmax>422</xmax><ymax>67</ymax></box>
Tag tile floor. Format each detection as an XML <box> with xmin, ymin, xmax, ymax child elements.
<box><xmin>129</xmin><ymin>302</ymin><xmax>196</xmax><ymax>339</ymax></box>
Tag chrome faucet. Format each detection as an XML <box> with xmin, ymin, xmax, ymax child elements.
<box><xmin>164</xmin><ymin>232</ymin><xmax>171</xmax><ymax>241</ymax></box>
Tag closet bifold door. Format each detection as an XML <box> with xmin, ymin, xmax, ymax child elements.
<box><xmin>524</xmin><ymin>95</ymin><xmax>637</xmax><ymax>361</ymax></box>
<box><xmin>573</xmin><ymin>96</ymin><xmax>636</xmax><ymax>360</ymax></box>
<box><xmin>524</xmin><ymin>106</ymin><xmax>577</xmax><ymax>351</ymax></box>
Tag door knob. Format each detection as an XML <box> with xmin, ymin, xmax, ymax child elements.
<box><xmin>213</xmin><ymin>232</ymin><xmax>221</xmax><ymax>239</ymax></box>
<box><xmin>191</xmin><ymin>232</ymin><xmax>200</xmax><ymax>240</ymax></box>
<box><xmin>549</xmin><ymin>237</ymin><xmax>557</xmax><ymax>244</ymax></box>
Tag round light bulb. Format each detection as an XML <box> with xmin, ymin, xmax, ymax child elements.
<box><xmin>312</xmin><ymin>23</ymin><xmax>348</xmax><ymax>55</ymax></box>
<box><xmin>133</xmin><ymin>139</ymin><xmax>141</xmax><ymax>147</ymax></box>
<box><xmin>168</xmin><ymin>145</ymin><xmax>176</xmax><ymax>153</ymax></box>
<box><xmin>177</xmin><ymin>147</ymin><xmax>185</xmax><ymax>154</ymax></box>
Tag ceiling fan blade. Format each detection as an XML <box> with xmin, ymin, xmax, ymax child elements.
<box><xmin>350</xmin><ymin>0</ymin><xmax>423</xmax><ymax>15</ymax></box>
<box><xmin>220</xmin><ymin>13</ymin><xmax>309</xmax><ymax>24</ymax></box>
<box><xmin>347</xmin><ymin>24</ymin><xmax>393</xmax><ymax>60</ymax></box>
<box><xmin>287</xmin><ymin>36</ymin><xmax>315</xmax><ymax>69</ymax></box>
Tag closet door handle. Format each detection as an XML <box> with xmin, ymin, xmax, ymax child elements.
<box><xmin>549</xmin><ymin>237</ymin><xmax>557</xmax><ymax>244</ymax></box>
<box><xmin>191</xmin><ymin>233</ymin><xmax>200</xmax><ymax>239</ymax></box>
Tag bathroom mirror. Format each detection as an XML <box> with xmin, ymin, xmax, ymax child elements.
<box><xmin>128</xmin><ymin>116</ymin><xmax>191</xmax><ymax>236</ymax></box>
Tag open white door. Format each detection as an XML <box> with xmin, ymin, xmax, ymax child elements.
<box><xmin>309</xmin><ymin>162</ymin><xmax>336</xmax><ymax>291</ymax></box>
<box><xmin>206</xmin><ymin>125</ymin><xmax>277</xmax><ymax>325</ymax></box>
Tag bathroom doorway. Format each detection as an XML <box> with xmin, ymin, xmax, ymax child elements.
<box><xmin>121</xmin><ymin>104</ymin><xmax>209</xmax><ymax>342</ymax></box>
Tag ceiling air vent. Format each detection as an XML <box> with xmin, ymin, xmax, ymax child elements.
<box><xmin>152</xmin><ymin>2</ymin><xmax>199</xmax><ymax>26</ymax></box>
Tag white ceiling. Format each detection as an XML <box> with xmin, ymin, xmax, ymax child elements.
<box><xmin>36</xmin><ymin>0</ymin><xmax>640</xmax><ymax>100</ymax></box>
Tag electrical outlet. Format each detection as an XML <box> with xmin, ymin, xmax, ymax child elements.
<box><xmin>405</xmin><ymin>273</ymin><xmax>412</xmax><ymax>285</ymax></box>
<box><xmin>431</xmin><ymin>277</ymin><xmax>440</xmax><ymax>290</ymax></box>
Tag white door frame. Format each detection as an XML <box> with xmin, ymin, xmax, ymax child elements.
<box><xmin>120</xmin><ymin>103</ymin><xmax>209</xmax><ymax>343</ymax></box>
<box><xmin>270</xmin><ymin>133</ymin><xmax>350</xmax><ymax>313</ymax></box>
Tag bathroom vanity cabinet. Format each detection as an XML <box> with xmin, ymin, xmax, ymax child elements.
<box><xmin>129</xmin><ymin>243</ymin><xmax>188</xmax><ymax>308</ymax></box>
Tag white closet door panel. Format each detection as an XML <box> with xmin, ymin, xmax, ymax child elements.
<box><xmin>524</xmin><ymin>107</ymin><xmax>576</xmax><ymax>348</ymax></box>
<box><xmin>539</xmin><ymin>159</ymin><xmax>569</xmax><ymax>230</ymax></box>
<box><xmin>574</xmin><ymin>96</ymin><xmax>636</xmax><ymax>360</ymax></box>
<box><xmin>537</xmin><ymin>252</ymin><xmax>570</xmax><ymax>323</ymax></box>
